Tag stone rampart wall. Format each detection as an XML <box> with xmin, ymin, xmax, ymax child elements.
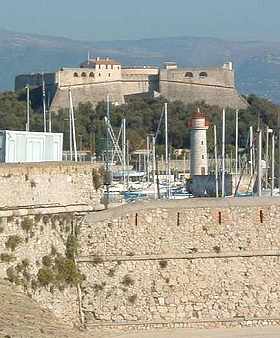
<box><xmin>78</xmin><ymin>198</ymin><xmax>280</xmax><ymax>331</ymax></box>
<box><xmin>160</xmin><ymin>67</ymin><xmax>235</xmax><ymax>88</ymax></box>
<box><xmin>16</xmin><ymin>64</ymin><xmax>247</xmax><ymax>111</ymax></box>
<box><xmin>0</xmin><ymin>205</ymin><xmax>90</xmax><ymax>326</ymax></box>
<box><xmin>0</xmin><ymin>162</ymin><xmax>102</xmax><ymax>209</ymax></box>
<box><xmin>51</xmin><ymin>81</ymin><xmax>124</xmax><ymax>110</ymax></box>
<box><xmin>58</xmin><ymin>68</ymin><xmax>122</xmax><ymax>87</ymax></box>
<box><xmin>160</xmin><ymin>80</ymin><xmax>248</xmax><ymax>109</ymax></box>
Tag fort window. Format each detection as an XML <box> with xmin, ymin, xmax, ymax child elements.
<box><xmin>89</xmin><ymin>72</ymin><xmax>95</xmax><ymax>78</ymax></box>
<box><xmin>108</xmin><ymin>73</ymin><xmax>111</xmax><ymax>77</ymax></box>
<box><xmin>185</xmin><ymin>72</ymin><xmax>194</xmax><ymax>78</ymax></box>
<box><xmin>199</xmin><ymin>72</ymin><xmax>208</xmax><ymax>78</ymax></box>
<box><xmin>73</xmin><ymin>72</ymin><xmax>79</xmax><ymax>77</ymax></box>
<box><xmin>81</xmin><ymin>72</ymin><xmax>87</xmax><ymax>77</ymax></box>
<box><xmin>98</xmin><ymin>73</ymin><xmax>101</xmax><ymax>77</ymax></box>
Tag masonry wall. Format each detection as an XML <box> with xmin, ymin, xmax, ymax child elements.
<box><xmin>122</xmin><ymin>68</ymin><xmax>159</xmax><ymax>96</ymax></box>
<box><xmin>50</xmin><ymin>81</ymin><xmax>124</xmax><ymax>111</ymax></box>
<box><xmin>160</xmin><ymin>67</ymin><xmax>248</xmax><ymax>109</ymax></box>
<box><xmin>78</xmin><ymin>198</ymin><xmax>280</xmax><ymax>331</ymax></box>
<box><xmin>0</xmin><ymin>162</ymin><xmax>102</xmax><ymax>209</ymax></box>
<box><xmin>0</xmin><ymin>206</ymin><xmax>88</xmax><ymax>326</ymax></box>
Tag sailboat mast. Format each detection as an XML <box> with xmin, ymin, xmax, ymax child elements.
<box><xmin>26</xmin><ymin>85</ymin><xmax>30</xmax><ymax>132</ymax></box>
<box><xmin>257</xmin><ymin>115</ymin><xmax>262</xmax><ymax>197</ymax></box>
<box><xmin>221</xmin><ymin>108</ymin><xmax>226</xmax><ymax>198</ymax></box>
<box><xmin>271</xmin><ymin>132</ymin><xmax>275</xmax><ymax>197</ymax></box>
<box><xmin>214</xmin><ymin>124</ymin><xmax>219</xmax><ymax>198</ymax></box>
<box><xmin>164</xmin><ymin>103</ymin><xmax>170</xmax><ymax>198</ymax></box>
<box><xmin>235</xmin><ymin>109</ymin><xmax>239</xmax><ymax>189</ymax></box>
<box><xmin>250</xmin><ymin>126</ymin><xmax>253</xmax><ymax>177</ymax></box>
<box><xmin>122</xmin><ymin>118</ymin><xmax>126</xmax><ymax>186</ymax></box>
<box><xmin>68</xmin><ymin>88</ymin><xmax>77</xmax><ymax>162</ymax></box>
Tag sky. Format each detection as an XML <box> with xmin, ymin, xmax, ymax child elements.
<box><xmin>1</xmin><ymin>0</ymin><xmax>279</xmax><ymax>41</ymax></box>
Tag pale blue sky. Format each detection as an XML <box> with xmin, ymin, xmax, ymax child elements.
<box><xmin>1</xmin><ymin>0</ymin><xmax>278</xmax><ymax>41</ymax></box>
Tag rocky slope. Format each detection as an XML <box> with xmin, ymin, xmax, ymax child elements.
<box><xmin>0</xmin><ymin>279</ymin><xmax>91</xmax><ymax>338</ymax></box>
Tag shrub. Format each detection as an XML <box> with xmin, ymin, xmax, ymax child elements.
<box><xmin>55</xmin><ymin>256</ymin><xmax>85</xmax><ymax>286</ymax></box>
<box><xmin>128</xmin><ymin>294</ymin><xmax>137</xmax><ymax>304</ymax></box>
<box><xmin>122</xmin><ymin>275</ymin><xmax>134</xmax><ymax>287</ymax></box>
<box><xmin>6</xmin><ymin>267</ymin><xmax>19</xmax><ymax>284</ymax></box>
<box><xmin>107</xmin><ymin>268</ymin><xmax>115</xmax><ymax>277</ymax></box>
<box><xmin>42</xmin><ymin>216</ymin><xmax>49</xmax><ymax>225</ymax></box>
<box><xmin>37</xmin><ymin>268</ymin><xmax>54</xmax><ymax>286</ymax></box>
<box><xmin>42</xmin><ymin>255</ymin><xmax>52</xmax><ymax>267</ymax></box>
<box><xmin>159</xmin><ymin>260</ymin><xmax>168</xmax><ymax>269</ymax></box>
<box><xmin>21</xmin><ymin>217</ymin><xmax>34</xmax><ymax>233</ymax></box>
<box><xmin>22</xmin><ymin>258</ymin><xmax>29</xmax><ymax>268</ymax></box>
<box><xmin>0</xmin><ymin>253</ymin><xmax>15</xmax><ymax>263</ymax></box>
<box><xmin>93</xmin><ymin>283</ymin><xmax>105</xmax><ymax>292</ymax></box>
<box><xmin>92</xmin><ymin>168</ymin><xmax>102</xmax><ymax>190</ymax></box>
<box><xmin>213</xmin><ymin>246</ymin><xmax>221</xmax><ymax>253</ymax></box>
<box><xmin>66</xmin><ymin>235</ymin><xmax>79</xmax><ymax>260</ymax></box>
<box><xmin>51</xmin><ymin>245</ymin><xmax>57</xmax><ymax>256</ymax></box>
<box><xmin>5</xmin><ymin>235</ymin><xmax>22</xmax><ymax>252</ymax></box>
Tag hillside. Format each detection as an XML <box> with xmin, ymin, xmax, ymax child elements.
<box><xmin>2</xmin><ymin>29</ymin><xmax>280</xmax><ymax>102</ymax></box>
<box><xmin>0</xmin><ymin>279</ymin><xmax>93</xmax><ymax>338</ymax></box>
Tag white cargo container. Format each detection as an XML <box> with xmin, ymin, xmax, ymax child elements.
<box><xmin>0</xmin><ymin>130</ymin><xmax>63</xmax><ymax>163</ymax></box>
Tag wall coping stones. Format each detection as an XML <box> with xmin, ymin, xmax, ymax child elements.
<box><xmin>87</xmin><ymin>197</ymin><xmax>280</xmax><ymax>223</ymax></box>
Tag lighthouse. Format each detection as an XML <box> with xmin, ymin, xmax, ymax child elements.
<box><xmin>188</xmin><ymin>109</ymin><xmax>209</xmax><ymax>176</ymax></box>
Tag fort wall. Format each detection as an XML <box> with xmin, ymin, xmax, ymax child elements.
<box><xmin>51</xmin><ymin>81</ymin><xmax>124</xmax><ymax>111</ymax></box>
<box><xmin>0</xmin><ymin>206</ymin><xmax>86</xmax><ymax>325</ymax></box>
<box><xmin>15</xmin><ymin>60</ymin><xmax>248</xmax><ymax>111</ymax></box>
<box><xmin>0</xmin><ymin>162</ymin><xmax>104</xmax><ymax>326</ymax></box>
<box><xmin>122</xmin><ymin>68</ymin><xmax>159</xmax><ymax>96</ymax></box>
<box><xmin>0</xmin><ymin>162</ymin><xmax>103</xmax><ymax>209</ymax></box>
<box><xmin>0</xmin><ymin>163</ymin><xmax>280</xmax><ymax>334</ymax></box>
<box><xmin>78</xmin><ymin>198</ymin><xmax>280</xmax><ymax>331</ymax></box>
<box><xmin>160</xmin><ymin>65</ymin><xmax>248</xmax><ymax>109</ymax></box>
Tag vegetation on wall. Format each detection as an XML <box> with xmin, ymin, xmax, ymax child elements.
<box><xmin>36</xmin><ymin>233</ymin><xmax>84</xmax><ymax>289</ymax></box>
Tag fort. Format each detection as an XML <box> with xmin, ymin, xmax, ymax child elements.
<box><xmin>0</xmin><ymin>162</ymin><xmax>279</xmax><ymax>336</ymax></box>
<box><xmin>15</xmin><ymin>58</ymin><xmax>248</xmax><ymax>111</ymax></box>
